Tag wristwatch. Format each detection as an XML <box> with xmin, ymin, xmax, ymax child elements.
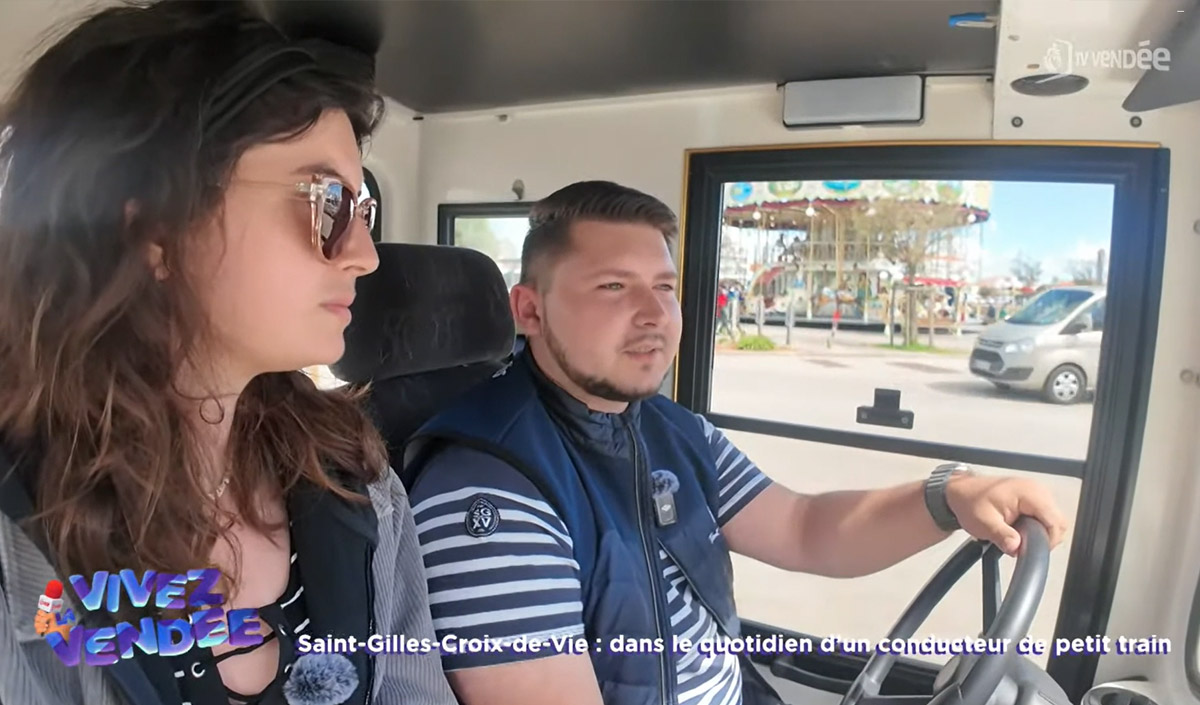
<box><xmin>924</xmin><ymin>463</ymin><xmax>971</xmax><ymax>532</ymax></box>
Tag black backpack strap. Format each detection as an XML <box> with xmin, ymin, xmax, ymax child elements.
<box><xmin>0</xmin><ymin>444</ymin><xmax>171</xmax><ymax>705</ymax></box>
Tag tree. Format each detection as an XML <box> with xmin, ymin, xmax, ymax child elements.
<box><xmin>1068</xmin><ymin>259</ymin><xmax>1100</xmax><ymax>285</ymax></box>
<box><xmin>844</xmin><ymin>201</ymin><xmax>971</xmax><ymax>345</ymax></box>
<box><xmin>1011</xmin><ymin>252</ymin><xmax>1042</xmax><ymax>289</ymax></box>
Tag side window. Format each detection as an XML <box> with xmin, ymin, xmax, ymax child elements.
<box><xmin>1066</xmin><ymin>298</ymin><xmax>1104</xmax><ymax>333</ymax></box>
<box><xmin>437</xmin><ymin>202</ymin><xmax>533</xmax><ymax>290</ymax></box>
<box><xmin>1088</xmin><ymin>299</ymin><xmax>1105</xmax><ymax>331</ymax></box>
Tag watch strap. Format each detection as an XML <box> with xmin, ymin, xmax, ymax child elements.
<box><xmin>924</xmin><ymin>463</ymin><xmax>968</xmax><ymax>532</ymax></box>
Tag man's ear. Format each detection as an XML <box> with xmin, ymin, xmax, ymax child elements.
<box><xmin>510</xmin><ymin>283</ymin><xmax>542</xmax><ymax>336</ymax></box>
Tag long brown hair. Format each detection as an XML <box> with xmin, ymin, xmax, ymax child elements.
<box><xmin>0</xmin><ymin>1</ymin><xmax>389</xmax><ymax>592</ymax></box>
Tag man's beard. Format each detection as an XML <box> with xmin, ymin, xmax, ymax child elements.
<box><xmin>544</xmin><ymin>325</ymin><xmax>665</xmax><ymax>403</ymax></box>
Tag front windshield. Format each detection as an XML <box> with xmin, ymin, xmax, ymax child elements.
<box><xmin>1006</xmin><ymin>288</ymin><xmax>1095</xmax><ymax>325</ymax></box>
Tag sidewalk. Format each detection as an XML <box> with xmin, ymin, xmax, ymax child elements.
<box><xmin>716</xmin><ymin>326</ymin><xmax>976</xmax><ymax>357</ymax></box>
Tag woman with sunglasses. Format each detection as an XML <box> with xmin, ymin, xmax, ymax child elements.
<box><xmin>0</xmin><ymin>2</ymin><xmax>457</xmax><ymax>705</ymax></box>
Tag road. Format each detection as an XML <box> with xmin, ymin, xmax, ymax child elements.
<box><xmin>708</xmin><ymin>327</ymin><xmax>1090</xmax><ymax>667</ymax></box>
<box><xmin>711</xmin><ymin>326</ymin><xmax>1094</xmax><ymax>460</ymax></box>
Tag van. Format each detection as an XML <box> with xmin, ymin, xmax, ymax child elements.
<box><xmin>969</xmin><ymin>286</ymin><xmax>1105</xmax><ymax>404</ymax></box>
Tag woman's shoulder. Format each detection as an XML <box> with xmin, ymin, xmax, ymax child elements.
<box><xmin>362</xmin><ymin>466</ymin><xmax>423</xmax><ymax>565</ymax></box>
<box><xmin>363</xmin><ymin>465</ymin><xmax>412</xmax><ymax>522</ymax></box>
<box><xmin>361</xmin><ymin>468</ymin><xmax>459</xmax><ymax>704</ymax></box>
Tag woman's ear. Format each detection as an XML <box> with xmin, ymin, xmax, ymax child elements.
<box><xmin>147</xmin><ymin>242</ymin><xmax>169</xmax><ymax>281</ymax></box>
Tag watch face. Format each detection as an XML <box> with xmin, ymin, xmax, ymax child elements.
<box><xmin>936</xmin><ymin>462</ymin><xmax>969</xmax><ymax>475</ymax></box>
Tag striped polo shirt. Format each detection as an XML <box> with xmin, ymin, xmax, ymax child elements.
<box><xmin>410</xmin><ymin>414</ymin><xmax>771</xmax><ymax>705</ymax></box>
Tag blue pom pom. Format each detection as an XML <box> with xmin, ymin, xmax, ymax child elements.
<box><xmin>650</xmin><ymin>469</ymin><xmax>679</xmax><ymax>497</ymax></box>
<box><xmin>284</xmin><ymin>653</ymin><xmax>359</xmax><ymax>705</ymax></box>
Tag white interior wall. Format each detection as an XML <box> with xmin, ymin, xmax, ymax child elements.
<box><xmin>364</xmin><ymin>99</ymin><xmax>421</xmax><ymax>244</ymax></box>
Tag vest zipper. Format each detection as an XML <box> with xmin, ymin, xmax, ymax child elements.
<box><xmin>628</xmin><ymin>424</ymin><xmax>673</xmax><ymax>705</ymax></box>
<box><xmin>657</xmin><ymin>542</ymin><xmax>730</xmax><ymax>640</ymax></box>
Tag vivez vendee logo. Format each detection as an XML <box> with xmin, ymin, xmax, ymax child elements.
<box><xmin>34</xmin><ymin>570</ymin><xmax>263</xmax><ymax>667</ymax></box>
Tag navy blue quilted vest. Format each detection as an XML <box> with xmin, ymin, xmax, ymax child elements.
<box><xmin>403</xmin><ymin>351</ymin><xmax>783</xmax><ymax>705</ymax></box>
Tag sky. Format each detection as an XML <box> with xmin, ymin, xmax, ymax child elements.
<box><xmin>975</xmin><ymin>180</ymin><xmax>1115</xmax><ymax>283</ymax></box>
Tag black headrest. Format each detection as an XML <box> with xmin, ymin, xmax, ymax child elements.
<box><xmin>331</xmin><ymin>243</ymin><xmax>515</xmax><ymax>384</ymax></box>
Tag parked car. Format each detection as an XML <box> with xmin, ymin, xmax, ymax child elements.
<box><xmin>968</xmin><ymin>285</ymin><xmax>1105</xmax><ymax>404</ymax></box>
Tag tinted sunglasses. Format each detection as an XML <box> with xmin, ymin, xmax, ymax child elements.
<box><xmin>236</xmin><ymin>174</ymin><xmax>377</xmax><ymax>260</ymax></box>
<box><xmin>299</xmin><ymin>174</ymin><xmax>377</xmax><ymax>260</ymax></box>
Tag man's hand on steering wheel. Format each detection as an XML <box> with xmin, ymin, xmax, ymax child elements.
<box><xmin>945</xmin><ymin>474</ymin><xmax>1070</xmax><ymax>556</ymax></box>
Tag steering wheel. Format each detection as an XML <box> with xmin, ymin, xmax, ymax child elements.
<box><xmin>839</xmin><ymin>516</ymin><xmax>1067</xmax><ymax>705</ymax></box>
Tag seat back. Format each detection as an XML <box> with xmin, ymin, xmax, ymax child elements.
<box><xmin>331</xmin><ymin>243</ymin><xmax>516</xmax><ymax>473</ymax></box>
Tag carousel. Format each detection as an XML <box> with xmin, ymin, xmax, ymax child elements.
<box><xmin>718</xmin><ymin>180</ymin><xmax>992</xmax><ymax>335</ymax></box>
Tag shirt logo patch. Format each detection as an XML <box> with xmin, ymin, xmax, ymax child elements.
<box><xmin>650</xmin><ymin>469</ymin><xmax>680</xmax><ymax>497</ymax></box>
<box><xmin>466</xmin><ymin>496</ymin><xmax>500</xmax><ymax>537</ymax></box>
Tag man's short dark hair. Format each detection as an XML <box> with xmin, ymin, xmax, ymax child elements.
<box><xmin>519</xmin><ymin>180</ymin><xmax>678</xmax><ymax>288</ymax></box>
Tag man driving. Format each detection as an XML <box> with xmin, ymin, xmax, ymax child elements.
<box><xmin>403</xmin><ymin>180</ymin><xmax>1068</xmax><ymax>705</ymax></box>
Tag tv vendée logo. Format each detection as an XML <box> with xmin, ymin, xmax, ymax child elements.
<box><xmin>38</xmin><ymin>569</ymin><xmax>263</xmax><ymax>667</ymax></box>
